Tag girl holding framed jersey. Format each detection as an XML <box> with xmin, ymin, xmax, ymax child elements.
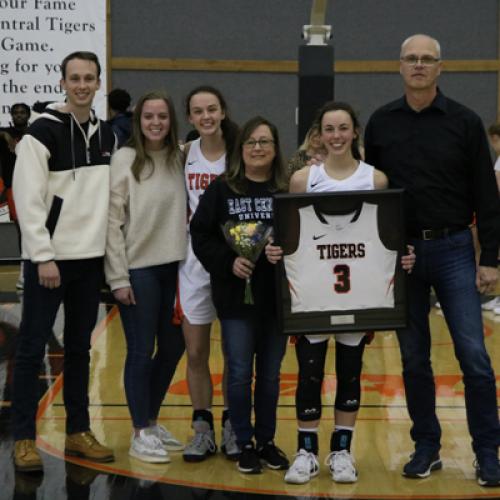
<box><xmin>266</xmin><ymin>101</ymin><xmax>415</xmax><ymax>484</ymax></box>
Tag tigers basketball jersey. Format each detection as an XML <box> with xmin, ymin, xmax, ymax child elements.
<box><xmin>284</xmin><ymin>201</ymin><xmax>397</xmax><ymax>313</ymax></box>
<box><xmin>185</xmin><ymin>137</ymin><xmax>226</xmax><ymax>220</ymax></box>
<box><xmin>307</xmin><ymin>161</ymin><xmax>374</xmax><ymax>192</ymax></box>
<box><xmin>178</xmin><ymin>138</ymin><xmax>225</xmax><ymax>324</ymax></box>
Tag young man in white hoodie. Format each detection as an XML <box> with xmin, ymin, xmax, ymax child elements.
<box><xmin>12</xmin><ymin>51</ymin><xmax>116</xmax><ymax>472</ymax></box>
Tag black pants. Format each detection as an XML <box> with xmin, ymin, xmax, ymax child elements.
<box><xmin>12</xmin><ymin>258</ymin><xmax>103</xmax><ymax>440</ymax></box>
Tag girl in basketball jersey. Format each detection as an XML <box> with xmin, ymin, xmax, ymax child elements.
<box><xmin>178</xmin><ymin>86</ymin><xmax>241</xmax><ymax>462</ymax></box>
<box><xmin>105</xmin><ymin>91</ymin><xmax>187</xmax><ymax>463</ymax></box>
<box><xmin>266</xmin><ymin>101</ymin><xmax>415</xmax><ymax>484</ymax></box>
<box><xmin>190</xmin><ymin>116</ymin><xmax>290</xmax><ymax>474</ymax></box>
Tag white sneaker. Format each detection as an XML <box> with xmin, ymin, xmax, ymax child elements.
<box><xmin>183</xmin><ymin>429</ymin><xmax>217</xmax><ymax>462</ymax></box>
<box><xmin>482</xmin><ymin>297</ymin><xmax>500</xmax><ymax>311</ymax></box>
<box><xmin>221</xmin><ymin>419</ymin><xmax>240</xmax><ymax>460</ymax></box>
<box><xmin>149</xmin><ymin>424</ymin><xmax>184</xmax><ymax>451</ymax></box>
<box><xmin>494</xmin><ymin>305</ymin><xmax>500</xmax><ymax>315</ymax></box>
<box><xmin>129</xmin><ymin>429</ymin><xmax>170</xmax><ymax>463</ymax></box>
<box><xmin>325</xmin><ymin>450</ymin><xmax>357</xmax><ymax>483</ymax></box>
<box><xmin>284</xmin><ymin>449</ymin><xmax>320</xmax><ymax>484</ymax></box>
<box><xmin>434</xmin><ymin>301</ymin><xmax>441</xmax><ymax>309</ymax></box>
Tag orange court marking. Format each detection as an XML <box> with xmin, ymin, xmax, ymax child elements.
<box><xmin>168</xmin><ymin>372</ymin><xmax>500</xmax><ymax>398</ymax></box>
<box><xmin>28</xmin><ymin>304</ymin><xmax>500</xmax><ymax>499</ymax></box>
<box><xmin>36</xmin><ymin>307</ymin><xmax>119</xmax><ymax>427</ymax></box>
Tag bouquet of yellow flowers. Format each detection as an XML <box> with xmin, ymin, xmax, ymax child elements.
<box><xmin>222</xmin><ymin>220</ymin><xmax>273</xmax><ymax>304</ymax></box>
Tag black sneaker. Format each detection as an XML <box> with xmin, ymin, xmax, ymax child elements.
<box><xmin>257</xmin><ymin>441</ymin><xmax>289</xmax><ymax>470</ymax></box>
<box><xmin>475</xmin><ymin>452</ymin><xmax>500</xmax><ymax>487</ymax></box>
<box><xmin>238</xmin><ymin>443</ymin><xmax>262</xmax><ymax>474</ymax></box>
<box><xmin>402</xmin><ymin>449</ymin><xmax>442</xmax><ymax>478</ymax></box>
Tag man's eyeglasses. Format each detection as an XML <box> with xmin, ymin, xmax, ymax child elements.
<box><xmin>401</xmin><ymin>55</ymin><xmax>441</xmax><ymax>66</ymax></box>
<box><xmin>243</xmin><ymin>139</ymin><xmax>275</xmax><ymax>149</ymax></box>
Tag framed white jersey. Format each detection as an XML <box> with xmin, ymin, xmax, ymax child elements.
<box><xmin>274</xmin><ymin>189</ymin><xmax>407</xmax><ymax>336</ymax></box>
<box><xmin>284</xmin><ymin>202</ymin><xmax>397</xmax><ymax>313</ymax></box>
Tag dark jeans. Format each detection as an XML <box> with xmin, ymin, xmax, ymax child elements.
<box><xmin>397</xmin><ymin>229</ymin><xmax>500</xmax><ymax>455</ymax></box>
<box><xmin>118</xmin><ymin>262</ymin><xmax>185</xmax><ymax>429</ymax></box>
<box><xmin>12</xmin><ymin>258</ymin><xmax>103</xmax><ymax>440</ymax></box>
<box><xmin>220</xmin><ymin>315</ymin><xmax>287</xmax><ymax>447</ymax></box>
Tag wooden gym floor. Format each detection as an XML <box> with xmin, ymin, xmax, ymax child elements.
<box><xmin>0</xmin><ymin>264</ymin><xmax>499</xmax><ymax>500</ymax></box>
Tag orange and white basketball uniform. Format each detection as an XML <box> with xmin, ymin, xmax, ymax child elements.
<box><xmin>178</xmin><ymin>138</ymin><xmax>225</xmax><ymax>324</ymax></box>
<box><xmin>285</xmin><ymin>162</ymin><xmax>397</xmax><ymax>345</ymax></box>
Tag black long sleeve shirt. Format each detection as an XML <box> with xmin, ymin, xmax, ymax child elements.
<box><xmin>190</xmin><ymin>176</ymin><xmax>277</xmax><ymax>319</ymax></box>
<box><xmin>365</xmin><ymin>90</ymin><xmax>499</xmax><ymax>266</ymax></box>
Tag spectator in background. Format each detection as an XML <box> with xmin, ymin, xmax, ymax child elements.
<box><xmin>0</xmin><ymin>103</ymin><xmax>31</xmax><ymax>287</ymax></box>
<box><xmin>0</xmin><ymin>103</ymin><xmax>30</xmax><ymax>195</ymax></box>
<box><xmin>287</xmin><ymin>121</ymin><xmax>326</xmax><ymax>175</ymax></box>
<box><xmin>3</xmin><ymin>102</ymin><xmax>30</xmax><ymax>134</ymax></box>
<box><xmin>487</xmin><ymin>123</ymin><xmax>500</xmax><ymax>193</ymax></box>
<box><xmin>481</xmin><ymin>123</ymin><xmax>500</xmax><ymax>313</ymax></box>
<box><xmin>108</xmin><ymin>88</ymin><xmax>133</xmax><ymax>147</ymax></box>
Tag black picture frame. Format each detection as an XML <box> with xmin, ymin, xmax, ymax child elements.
<box><xmin>273</xmin><ymin>189</ymin><xmax>407</xmax><ymax>336</ymax></box>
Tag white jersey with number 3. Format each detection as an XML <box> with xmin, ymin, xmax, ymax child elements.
<box><xmin>285</xmin><ymin>162</ymin><xmax>397</xmax><ymax>316</ymax></box>
<box><xmin>285</xmin><ymin>202</ymin><xmax>397</xmax><ymax>313</ymax></box>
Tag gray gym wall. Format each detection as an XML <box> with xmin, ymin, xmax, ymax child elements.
<box><xmin>110</xmin><ymin>0</ymin><xmax>498</xmax><ymax>157</ymax></box>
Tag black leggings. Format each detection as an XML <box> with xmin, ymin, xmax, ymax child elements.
<box><xmin>295</xmin><ymin>335</ymin><xmax>366</xmax><ymax>421</ymax></box>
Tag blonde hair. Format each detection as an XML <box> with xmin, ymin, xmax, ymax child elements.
<box><xmin>128</xmin><ymin>90</ymin><xmax>180</xmax><ymax>182</ymax></box>
<box><xmin>299</xmin><ymin>122</ymin><xmax>321</xmax><ymax>152</ymax></box>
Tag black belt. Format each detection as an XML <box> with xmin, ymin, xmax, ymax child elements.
<box><xmin>410</xmin><ymin>227</ymin><xmax>467</xmax><ymax>241</ymax></box>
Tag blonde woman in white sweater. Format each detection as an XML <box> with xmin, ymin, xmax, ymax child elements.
<box><xmin>105</xmin><ymin>91</ymin><xmax>187</xmax><ymax>463</ymax></box>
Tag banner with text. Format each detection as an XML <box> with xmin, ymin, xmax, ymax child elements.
<box><xmin>0</xmin><ymin>0</ymin><xmax>107</xmax><ymax>125</ymax></box>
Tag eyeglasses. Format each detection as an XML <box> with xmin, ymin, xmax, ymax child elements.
<box><xmin>401</xmin><ymin>55</ymin><xmax>440</xmax><ymax>66</ymax></box>
<box><xmin>243</xmin><ymin>139</ymin><xmax>275</xmax><ymax>149</ymax></box>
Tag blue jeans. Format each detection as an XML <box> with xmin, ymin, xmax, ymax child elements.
<box><xmin>118</xmin><ymin>262</ymin><xmax>185</xmax><ymax>429</ymax></box>
<box><xmin>13</xmin><ymin>258</ymin><xmax>103</xmax><ymax>439</ymax></box>
<box><xmin>397</xmin><ymin>229</ymin><xmax>500</xmax><ymax>454</ymax></box>
<box><xmin>221</xmin><ymin>316</ymin><xmax>287</xmax><ymax>447</ymax></box>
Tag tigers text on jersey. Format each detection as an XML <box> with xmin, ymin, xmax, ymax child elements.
<box><xmin>184</xmin><ymin>137</ymin><xmax>226</xmax><ymax>220</ymax></box>
<box><xmin>284</xmin><ymin>202</ymin><xmax>397</xmax><ymax>313</ymax></box>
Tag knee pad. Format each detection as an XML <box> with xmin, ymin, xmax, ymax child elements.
<box><xmin>295</xmin><ymin>338</ymin><xmax>327</xmax><ymax>421</ymax></box>
<box><xmin>334</xmin><ymin>375</ymin><xmax>361</xmax><ymax>412</ymax></box>
<box><xmin>334</xmin><ymin>340</ymin><xmax>364</xmax><ymax>412</ymax></box>
<box><xmin>296</xmin><ymin>371</ymin><xmax>323</xmax><ymax>421</ymax></box>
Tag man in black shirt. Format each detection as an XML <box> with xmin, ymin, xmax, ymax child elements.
<box><xmin>365</xmin><ymin>34</ymin><xmax>500</xmax><ymax>487</ymax></box>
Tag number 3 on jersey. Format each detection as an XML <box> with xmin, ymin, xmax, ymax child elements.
<box><xmin>334</xmin><ymin>264</ymin><xmax>350</xmax><ymax>293</ymax></box>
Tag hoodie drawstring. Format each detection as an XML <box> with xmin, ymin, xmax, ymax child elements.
<box><xmin>70</xmin><ymin>117</ymin><xmax>76</xmax><ymax>180</ymax></box>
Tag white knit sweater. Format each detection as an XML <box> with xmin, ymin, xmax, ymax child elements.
<box><xmin>105</xmin><ymin>146</ymin><xmax>187</xmax><ymax>290</ymax></box>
